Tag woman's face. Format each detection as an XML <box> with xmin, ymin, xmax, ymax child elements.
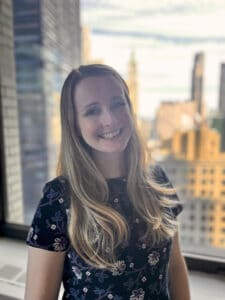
<box><xmin>74</xmin><ymin>75</ymin><xmax>133</xmax><ymax>155</ymax></box>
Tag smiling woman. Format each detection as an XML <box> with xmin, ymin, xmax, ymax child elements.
<box><xmin>75</xmin><ymin>75</ymin><xmax>133</xmax><ymax>155</ymax></box>
<box><xmin>25</xmin><ymin>64</ymin><xmax>190</xmax><ymax>300</ymax></box>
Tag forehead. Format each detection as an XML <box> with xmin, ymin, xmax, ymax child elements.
<box><xmin>74</xmin><ymin>75</ymin><xmax>125</xmax><ymax>106</ymax></box>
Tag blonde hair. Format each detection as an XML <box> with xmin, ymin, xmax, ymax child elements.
<box><xmin>57</xmin><ymin>64</ymin><xmax>180</xmax><ymax>269</ymax></box>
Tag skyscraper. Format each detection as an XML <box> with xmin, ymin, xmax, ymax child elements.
<box><xmin>0</xmin><ymin>0</ymin><xmax>23</xmax><ymax>224</ymax></box>
<box><xmin>126</xmin><ymin>51</ymin><xmax>138</xmax><ymax>116</ymax></box>
<box><xmin>82</xmin><ymin>25</ymin><xmax>91</xmax><ymax>64</ymax></box>
<box><xmin>191</xmin><ymin>52</ymin><xmax>204</xmax><ymax>117</ymax></box>
<box><xmin>219</xmin><ymin>63</ymin><xmax>225</xmax><ymax>115</ymax></box>
<box><xmin>13</xmin><ymin>0</ymin><xmax>81</xmax><ymax>223</ymax></box>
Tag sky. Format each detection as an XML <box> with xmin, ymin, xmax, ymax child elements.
<box><xmin>80</xmin><ymin>0</ymin><xmax>225</xmax><ymax>119</ymax></box>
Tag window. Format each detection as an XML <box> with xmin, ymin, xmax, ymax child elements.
<box><xmin>201</xmin><ymin>190</ymin><xmax>206</xmax><ymax>196</ymax></box>
<box><xmin>1</xmin><ymin>0</ymin><xmax>225</xmax><ymax>277</ymax></box>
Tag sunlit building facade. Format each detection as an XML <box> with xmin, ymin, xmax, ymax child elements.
<box><xmin>155</xmin><ymin>100</ymin><xmax>197</xmax><ymax>141</ymax></box>
<box><xmin>219</xmin><ymin>63</ymin><xmax>225</xmax><ymax>115</ymax></box>
<box><xmin>160</xmin><ymin>124</ymin><xmax>225</xmax><ymax>248</ymax></box>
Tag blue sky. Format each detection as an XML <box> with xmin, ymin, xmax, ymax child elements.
<box><xmin>81</xmin><ymin>0</ymin><xmax>225</xmax><ymax>119</ymax></box>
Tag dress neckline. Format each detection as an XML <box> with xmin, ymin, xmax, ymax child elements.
<box><xmin>106</xmin><ymin>176</ymin><xmax>127</xmax><ymax>182</ymax></box>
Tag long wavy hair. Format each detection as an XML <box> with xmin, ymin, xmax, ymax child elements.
<box><xmin>57</xmin><ymin>64</ymin><xmax>180</xmax><ymax>269</ymax></box>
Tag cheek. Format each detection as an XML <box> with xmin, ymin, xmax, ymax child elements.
<box><xmin>119</xmin><ymin>110</ymin><xmax>133</xmax><ymax>128</ymax></box>
<box><xmin>78</xmin><ymin>119</ymin><xmax>96</xmax><ymax>138</ymax></box>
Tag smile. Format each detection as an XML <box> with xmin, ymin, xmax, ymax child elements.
<box><xmin>99</xmin><ymin>128</ymin><xmax>122</xmax><ymax>139</ymax></box>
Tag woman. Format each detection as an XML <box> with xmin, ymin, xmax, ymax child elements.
<box><xmin>25</xmin><ymin>64</ymin><xmax>190</xmax><ymax>299</ymax></box>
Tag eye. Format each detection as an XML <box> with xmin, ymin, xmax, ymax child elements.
<box><xmin>111</xmin><ymin>99</ymin><xmax>126</xmax><ymax>109</ymax></box>
<box><xmin>84</xmin><ymin>107</ymin><xmax>100</xmax><ymax>116</ymax></box>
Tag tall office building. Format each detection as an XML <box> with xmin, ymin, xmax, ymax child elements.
<box><xmin>13</xmin><ymin>0</ymin><xmax>81</xmax><ymax>223</ymax></box>
<box><xmin>126</xmin><ymin>51</ymin><xmax>139</xmax><ymax>116</ymax></box>
<box><xmin>81</xmin><ymin>25</ymin><xmax>103</xmax><ymax>65</ymax></box>
<box><xmin>82</xmin><ymin>25</ymin><xmax>91</xmax><ymax>64</ymax></box>
<box><xmin>191</xmin><ymin>52</ymin><xmax>204</xmax><ymax>117</ymax></box>
<box><xmin>0</xmin><ymin>0</ymin><xmax>23</xmax><ymax>224</ymax></box>
<box><xmin>219</xmin><ymin>63</ymin><xmax>225</xmax><ymax>115</ymax></box>
<box><xmin>210</xmin><ymin>64</ymin><xmax>225</xmax><ymax>152</ymax></box>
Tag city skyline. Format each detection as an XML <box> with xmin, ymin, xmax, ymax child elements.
<box><xmin>81</xmin><ymin>0</ymin><xmax>225</xmax><ymax>119</ymax></box>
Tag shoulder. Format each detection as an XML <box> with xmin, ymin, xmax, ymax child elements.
<box><xmin>40</xmin><ymin>176</ymin><xmax>71</xmax><ymax>208</ymax></box>
<box><xmin>26</xmin><ymin>176</ymin><xmax>71</xmax><ymax>251</ymax></box>
<box><xmin>43</xmin><ymin>175</ymin><xmax>70</xmax><ymax>196</ymax></box>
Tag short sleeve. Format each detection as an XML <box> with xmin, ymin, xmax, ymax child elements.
<box><xmin>26</xmin><ymin>176</ymin><xmax>71</xmax><ymax>252</ymax></box>
<box><xmin>151</xmin><ymin>164</ymin><xmax>183</xmax><ymax>218</ymax></box>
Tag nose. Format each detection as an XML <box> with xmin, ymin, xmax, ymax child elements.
<box><xmin>100</xmin><ymin>108</ymin><xmax>115</xmax><ymax>126</ymax></box>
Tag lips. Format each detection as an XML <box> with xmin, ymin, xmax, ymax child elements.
<box><xmin>98</xmin><ymin>128</ymin><xmax>122</xmax><ymax>139</ymax></box>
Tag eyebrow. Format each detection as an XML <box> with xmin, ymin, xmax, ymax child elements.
<box><xmin>81</xmin><ymin>102</ymin><xmax>99</xmax><ymax>112</ymax></box>
<box><xmin>81</xmin><ymin>95</ymin><xmax>125</xmax><ymax>111</ymax></box>
<box><xmin>112</xmin><ymin>95</ymin><xmax>124</xmax><ymax>101</ymax></box>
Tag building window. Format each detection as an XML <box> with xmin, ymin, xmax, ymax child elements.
<box><xmin>190</xmin><ymin>203</ymin><xmax>195</xmax><ymax>210</ymax></box>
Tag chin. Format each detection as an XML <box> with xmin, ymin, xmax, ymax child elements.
<box><xmin>97</xmin><ymin>145</ymin><xmax>127</xmax><ymax>154</ymax></box>
<box><xmin>91</xmin><ymin>140</ymin><xmax>130</xmax><ymax>154</ymax></box>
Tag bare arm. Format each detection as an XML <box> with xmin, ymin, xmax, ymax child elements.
<box><xmin>168</xmin><ymin>231</ymin><xmax>191</xmax><ymax>300</ymax></box>
<box><xmin>25</xmin><ymin>246</ymin><xmax>66</xmax><ymax>300</ymax></box>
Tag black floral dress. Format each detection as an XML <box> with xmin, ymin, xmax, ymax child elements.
<box><xmin>26</xmin><ymin>165</ymin><xmax>183</xmax><ymax>300</ymax></box>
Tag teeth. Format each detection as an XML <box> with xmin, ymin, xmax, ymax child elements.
<box><xmin>100</xmin><ymin>129</ymin><xmax>121</xmax><ymax>139</ymax></box>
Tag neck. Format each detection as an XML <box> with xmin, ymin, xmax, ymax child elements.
<box><xmin>92</xmin><ymin>151</ymin><xmax>126</xmax><ymax>179</ymax></box>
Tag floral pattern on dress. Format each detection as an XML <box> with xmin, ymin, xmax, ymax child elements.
<box><xmin>148</xmin><ymin>251</ymin><xmax>160</xmax><ymax>266</ymax></box>
<box><xmin>129</xmin><ymin>288</ymin><xmax>145</xmax><ymax>300</ymax></box>
<box><xmin>27</xmin><ymin>166</ymin><xmax>183</xmax><ymax>299</ymax></box>
<box><xmin>111</xmin><ymin>260</ymin><xmax>126</xmax><ymax>276</ymax></box>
